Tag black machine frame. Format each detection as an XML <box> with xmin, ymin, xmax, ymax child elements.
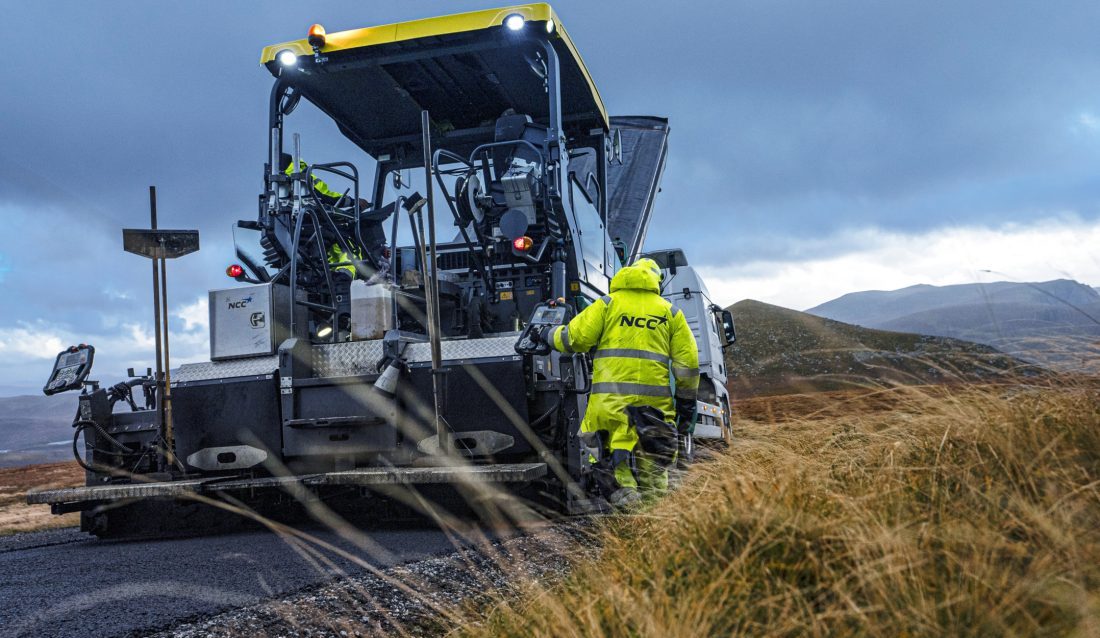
<box><xmin>29</xmin><ymin>11</ymin><xmax>674</xmax><ymax>534</ymax></box>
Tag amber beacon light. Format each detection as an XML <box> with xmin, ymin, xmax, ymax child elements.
<box><xmin>308</xmin><ymin>24</ymin><xmax>327</xmax><ymax>48</ymax></box>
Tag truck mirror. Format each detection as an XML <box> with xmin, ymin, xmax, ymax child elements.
<box><xmin>499</xmin><ymin>209</ymin><xmax>530</xmax><ymax>240</ymax></box>
<box><xmin>278</xmin><ymin>85</ymin><xmax>301</xmax><ymax>116</ymax></box>
<box><xmin>718</xmin><ymin>309</ymin><xmax>736</xmax><ymax>346</ymax></box>
<box><xmin>611</xmin><ymin>129</ymin><xmax>624</xmax><ymax>165</ymax></box>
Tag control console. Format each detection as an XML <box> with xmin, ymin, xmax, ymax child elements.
<box><xmin>515</xmin><ymin>302</ymin><xmax>570</xmax><ymax>355</ymax></box>
<box><xmin>44</xmin><ymin>344</ymin><xmax>95</xmax><ymax>395</ymax></box>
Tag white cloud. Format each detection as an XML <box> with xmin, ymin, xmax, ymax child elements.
<box><xmin>0</xmin><ymin>295</ymin><xmax>212</xmax><ymax>394</ymax></box>
<box><xmin>0</xmin><ymin>326</ymin><xmax>65</xmax><ymax>361</ymax></box>
<box><xmin>175</xmin><ymin>296</ymin><xmax>208</xmax><ymax>332</ymax></box>
<box><xmin>1077</xmin><ymin>111</ymin><xmax>1100</xmax><ymax>133</ymax></box>
<box><xmin>698</xmin><ymin>216</ymin><xmax>1100</xmax><ymax>310</ymax></box>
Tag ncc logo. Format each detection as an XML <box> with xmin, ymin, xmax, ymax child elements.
<box><xmin>619</xmin><ymin>314</ymin><xmax>668</xmax><ymax>330</ymax></box>
<box><xmin>228</xmin><ymin>295</ymin><xmax>254</xmax><ymax>310</ymax></box>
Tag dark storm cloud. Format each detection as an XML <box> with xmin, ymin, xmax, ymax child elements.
<box><xmin>2</xmin><ymin>0</ymin><xmax>1100</xmax><ymax>391</ymax></box>
<box><xmin>601</xmin><ymin>1</ymin><xmax>1100</xmax><ymax>261</ymax></box>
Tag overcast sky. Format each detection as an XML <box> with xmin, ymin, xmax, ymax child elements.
<box><xmin>2</xmin><ymin>0</ymin><xmax>1100</xmax><ymax>394</ymax></box>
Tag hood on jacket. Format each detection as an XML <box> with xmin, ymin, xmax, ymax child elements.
<box><xmin>610</xmin><ymin>258</ymin><xmax>662</xmax><ymax>293</ymax></box>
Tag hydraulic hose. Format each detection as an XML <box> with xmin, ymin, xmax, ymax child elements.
<box><xmin>72</xmin><ymin>419</ymin><xmax>132</xmax><ymax>473</ymax></box>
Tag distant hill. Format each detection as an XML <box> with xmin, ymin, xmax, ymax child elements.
<box><xmin>725</xmin><ymin>300</ymin><xmax>1040</xmax><ymax>398</ymax></box>
<box><xmin>0</xmin><ymin>394</ymin><xmax>79</xmax><ymax>467</ymax></box>
<box><xmin>806</xmin><ymin>280</ymin><xmax>1100</xmax><ymax>373</ymax></box>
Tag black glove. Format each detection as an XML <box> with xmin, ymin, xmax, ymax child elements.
<box><xmin>534</xmin><ymin>325</ymin><xmax>554</xmax><ymax>345</ymax></box>
<box><xmin>675</xmin><ymin>397</ymin><xmax>696</xmax><ymax>435</ymax></box>
<box><xmin>516</xmin><ymin>323</ymin><xmax>553</xmax><ymax>355</ymax></box>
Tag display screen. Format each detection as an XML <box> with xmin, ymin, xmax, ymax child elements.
<box><xmin>58</xmin><ymin>350</ymin><xmax>88</xmax><ymax>367</ymax></box>
<box><xmin>532</xmin><ymin>306</ymin><xmax>567</xmax><ymax>324</ymax></box>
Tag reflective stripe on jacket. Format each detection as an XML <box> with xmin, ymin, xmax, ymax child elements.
<box><xmin>551</xmin><ymin>258</ymin><xmax>699</xmax><ymax>452</ymax></box>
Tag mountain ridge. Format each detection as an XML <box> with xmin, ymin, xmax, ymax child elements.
<box><xmin>805</xmin><ymin>280</ymin><xmax>1100</xmax><ymax>373</ymax></box>
<box><xmin>725</xmin><ymin>299</ymin><xmax>1040</xmax><ymax>398</ymax></box>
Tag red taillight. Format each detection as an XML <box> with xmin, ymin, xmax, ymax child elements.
<box><xmin>308</xmin><ymin>24</ymin><xmax>327</xmax><ymax>48</ymax></box>
<box><xmin>513</xmin><ymin>236</ymin><xmax>533</xmax><ymax>252</ymax></box>
<box><xmin>226</xmin><ymin>264</ymin><xmax>245</xmax><ymax>278</ymax></box>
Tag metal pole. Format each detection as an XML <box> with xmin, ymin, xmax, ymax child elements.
<box><xmin>421</xmin><ymin>110</ymin><xmax>449</xmax><ymax>455</ymax></box>
<box><xmin>148</xmin><ymin>186</ymin><xmax>167</xmax><ymax>470</ymax></box>
<box><xmin>159</xmin><ymin>257</ymin><xmax>175</xmax><ymax>468</ymax></box>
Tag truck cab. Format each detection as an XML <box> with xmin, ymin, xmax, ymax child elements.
<box><xmin>641</xmin><ymin>248</ymin><xmax>736</xmax><ymax>448</ymax></box>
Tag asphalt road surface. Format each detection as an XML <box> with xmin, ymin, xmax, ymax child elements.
<box><xmin>0</xmin><ymin>524</ymin><xmax>468</xmax><ymax>638</ymax></box>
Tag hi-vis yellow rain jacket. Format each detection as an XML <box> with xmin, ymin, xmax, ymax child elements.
<box><xmin>550</xmin><ymin>258</ymin><xmax>699</xmax><ymax>453</ymax></box>
<box><xmin>286</xmin><ymin>159</ymin><xmax>358</xmax><ymax>276</ymax></box>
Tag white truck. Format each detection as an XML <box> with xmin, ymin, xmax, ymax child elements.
<box><xmin>641</xmin><ymin>248</ymin><xmax>736</xmax><ymax>458</ymax></box>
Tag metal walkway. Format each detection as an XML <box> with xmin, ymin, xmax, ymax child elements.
<box><xmin>27</xmin><ymin>462</ymin><xmax>547</xmax><ymax>506</ymax></box>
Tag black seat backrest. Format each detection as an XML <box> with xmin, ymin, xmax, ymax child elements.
<box><xmin>491</xmin><ymin>113</ymin><xmax>546</xmax><ymax>181</ymax></box>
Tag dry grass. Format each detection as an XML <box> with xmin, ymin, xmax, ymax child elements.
<box><xmin>0</xmin><ymin>462</ymin><xmax>82</xmax><ymax>535</ymax></box>
<box><xmin>456</xmin><ymin>383</ymin><xmax>1100</xmax><ymax>637</ymax></box>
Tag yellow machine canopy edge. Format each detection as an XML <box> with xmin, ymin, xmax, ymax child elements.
<box><xmin>259</xmin><ymin>3</ymin><xmax>609</xmax><ymax>130</ymax></box>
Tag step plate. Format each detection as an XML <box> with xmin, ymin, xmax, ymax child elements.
<box><xmin>27</xmin><ymin>463</ymin><xmax>548</xmax><ymax>505</ymax></box>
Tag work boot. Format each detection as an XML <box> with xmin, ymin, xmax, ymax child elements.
<box><xmin>608</xmin><ymin>487</ymin><xmax>643</xmax><ymax>510</ymax></box>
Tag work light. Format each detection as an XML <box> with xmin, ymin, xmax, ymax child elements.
<box><xmin>504</xmin><ymin>14</ymin><xmax>525</xmax><ymax>31</ymax></box>
<box><xmin>277</xmin><ymin>50</ymin><xmax>298</xmax><ymax>66</ymax></box>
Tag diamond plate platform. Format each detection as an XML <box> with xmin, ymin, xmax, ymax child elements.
<box><xmin>26</xmin><ymin>479</ymin><xmax>209</xmax><ymax>504</ymax></box>
<box><xmin>313</xmin><ymin>463</ymin><xmax>545</xmax><ymax>486</ymax></box>
<box><xmin>311</xmin><ymin>340</ymin><xmax>385</xmax><ymax>377</ymax></box>
<box><xmin>173</xmin><ymin>356</ymin><xmax>278</xmax><ymax>384</ymax></box>
<box><xmin>26</xmin><ymin>463</ymin><xmax>548</xmax><ymax>505</ymax></box>
<box><xmin>171</xmin><ymin>334</ymin><xmax>523</xmax><ymax>382</ymax></box>
<box><xmin>405</xmin><ymin>335</ymin><xmax>520</xmax><ymax>364</ymax></box>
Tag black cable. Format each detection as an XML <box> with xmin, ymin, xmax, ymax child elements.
<box><xmin>530</xmin><ymin>400</ymin><xmax>562</xmax><ymax>429</ymax></box>
<box><xmin>72</xmin><ymin>420</ymin><xmax>132</xmax><ymax>473</ymax></box>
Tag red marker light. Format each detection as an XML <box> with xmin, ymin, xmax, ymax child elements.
<box><xmin>513</xmin><ymin>236</ymin><xmax>533</xmax><ymax>252</ymax></box>
<box><xmin>308</xmin><ymin>24</ymin><xmax>327</xmax><ymax>48</ymax></box>
<box><xmin>226</xmin><ymin>264</ymin><xmax>245</xmax><ymax>278</ymax></box>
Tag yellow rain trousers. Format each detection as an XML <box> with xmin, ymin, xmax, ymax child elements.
<box><xmin>551</xmin><ymin>258</ymin><xmax>699</xmax><ymax>490</ymax></box>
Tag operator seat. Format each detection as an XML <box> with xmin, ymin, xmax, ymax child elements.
<box><xmin>491</xmin><ymin>112</ymin><xmax>546</xmax><ymax>181</ymax></box>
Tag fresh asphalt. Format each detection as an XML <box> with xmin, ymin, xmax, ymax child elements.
<box><xmin>0</xmin><ymin>524</ymin><xmax>472</xmax><ymax>638</ymax></box>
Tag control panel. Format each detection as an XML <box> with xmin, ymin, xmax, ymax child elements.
<box><xmin>44</xmin><ymin>344</ymin><xmax>95</xmax><ymax>396</ymax></box>
<box><xmin>515</xmin><ymin>302</ymin><xmax>570</xmax><ymax>355</ymax></box>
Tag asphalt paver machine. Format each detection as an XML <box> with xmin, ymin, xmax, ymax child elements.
<box><xmin>30</xmin><ymin>4</ymin><xmax>671</xmax><ymax>536</ymax></box>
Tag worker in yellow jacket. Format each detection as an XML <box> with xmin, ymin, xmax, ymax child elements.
<box><xmin>280</xmin><ymin>153</ymin><xmax>365</xmax><ymax>277</ymax></box>
<box><xmin>544</xmin><ymin>258</ymin><xmax>699</xmax><ymax>507</ymax></box>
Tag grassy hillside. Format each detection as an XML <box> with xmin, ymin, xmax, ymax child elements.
<box><xmin>455</xmin><ymin>383</ymin><xmax>1100</xmax><ymax>637</ymax></box>
<box><xmin>0</xmin><ymin>394</ymin><xmax>78</xmax><ymax>467</ymax></box>
<box><xmin>724</xmin><ymin>299</ymin><xmax>1039</xmax><ymax>398</ymax></box>
<box><xmin>0</xmin><ymin>462</ymin><xmax>81</xmax><ymax>534</ymax></box>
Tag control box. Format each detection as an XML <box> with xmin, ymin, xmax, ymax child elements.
<box><xmin>43</xmin><ymin>344</ymin><xmax>95</xmax><ymax>395</ymax></box>
<box><xmin>515</xmin><ymin>302</ymin><xmax>570</xmax><ymax>355</ymax></box>
<box><xmin>209</xmin><ymin>283</ymin><xmax>303</xmax><ymax>361</ymax></box>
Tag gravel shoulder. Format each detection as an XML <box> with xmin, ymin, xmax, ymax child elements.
<box><xmin>148</xmin><ymin>523</ymin><xmax>593</xmax><ymax>638</ymax></box>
